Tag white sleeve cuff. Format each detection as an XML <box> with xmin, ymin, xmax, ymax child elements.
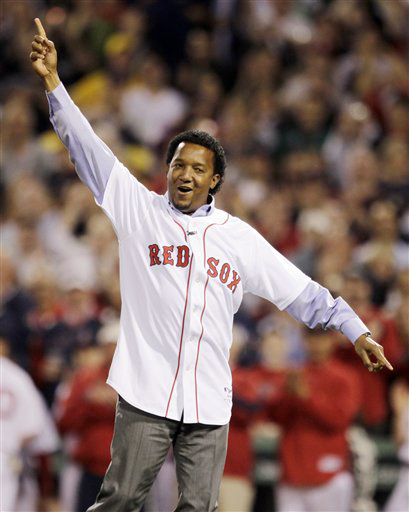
<box><xmin>341</xmin><ymin>318</ymin><xmax>370</xmax><ymax>344</ymax></box>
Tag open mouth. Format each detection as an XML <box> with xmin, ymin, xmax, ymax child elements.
<box><xmin>177</xmin><ymin>186</ymin><xmax>193</xmax><ymax>194</ymax></box>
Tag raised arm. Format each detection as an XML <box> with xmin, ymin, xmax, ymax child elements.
<box><xmin>30</xmin><ymin>18</ymin><xmax>115</xmax><ymax>203</ymax></box>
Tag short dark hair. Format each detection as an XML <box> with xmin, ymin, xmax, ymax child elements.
<box><xmin>165</xmin><ymin>130</ymin><xmax>226</xmax><ymax>195</ymax></box>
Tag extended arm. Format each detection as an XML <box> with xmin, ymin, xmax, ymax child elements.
<box><xmin>285</xmin><ymin>281</ymin><xmax>367</xmax><ymax>341</ymax></box>
<box><xmin>244</xmin><ymin>225</ymin><xmax>393</xmax><ymax>373</ymax></box>
<box><xmin>30</xmin><ymin>18</ymin><xmax>115</xmax><ymax>203</ymax></box>
<box><xmin>286</xmin><ymin>281</ymin><xmax>393</xmax><ymax>372</ymax></box>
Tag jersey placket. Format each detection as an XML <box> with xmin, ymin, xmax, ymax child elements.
<box><xmin>180</xmin><ymin>218</ymin><xmax>208</xmax><ymax>423</ymax></box>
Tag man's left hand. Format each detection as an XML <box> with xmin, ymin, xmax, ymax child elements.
<box><xmin>354</xmin><ymin>334</ymin><xmax>393</xmax><ymax>372</ymax></box>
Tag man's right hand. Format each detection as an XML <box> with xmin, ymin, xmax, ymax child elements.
<box><xmin>30</xmin><ymin>18</ymin><xmax>60</xmax><ymax>91</ymax></box>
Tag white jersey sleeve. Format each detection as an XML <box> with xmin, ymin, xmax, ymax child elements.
<box><xmin>242</xmin><ymin>224</ymin><xmax>311</xmax><ymax>310</ymax></box>
<box><xmin>97</xmin><ymin>160</ymin><xmax>157</xmax><ymax>239</ymax></box>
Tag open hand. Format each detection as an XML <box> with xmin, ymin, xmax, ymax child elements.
<box><xmin>354</xmin><ymin>334</ymin><xmax>393</xmax><ymax>372</ymax></box>
<box><xmin>30</xmin><ymin>18</ymin><xmax>58</xmax><ymax>79</ymax></box>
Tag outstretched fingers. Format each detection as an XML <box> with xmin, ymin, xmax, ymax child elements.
<box><xmin>34</xmin><ymin>18</ymin><xmax>47</xmax><ymax>38</ymax></box>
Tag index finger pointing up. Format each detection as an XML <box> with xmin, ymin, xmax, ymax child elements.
<box><xmin>34</xmin><ymin>18</ymin><xmax>47</xmax><ymax>38</ymax></box>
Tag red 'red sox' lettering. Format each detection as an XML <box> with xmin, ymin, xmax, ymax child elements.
<box><xmin>227</xmin><ymin>270</ymin><xmax>241</xmax><ymax>293</ymax></box>
<box><xmin>149</xmin><ymin>244</ymin><xmax>161</xmax><ymax>266</ymax></box>
<box><xmin>149</xmin><ymin>244</ymin><xmax>190</xmax><ymax>267</ymax></box>
<box><xmin>207</xmin><ymin>257</ymin><xmax>241</xmax><ymax>293</ymax></box>
<box><xmin>163</xmin><ymin>245</ymin><xmax>174</xmax><ymax>265</ymax></box>
<box><xmin>148</xmin><ymin>245</ymin><xmax>240</xmax><ymax>293</ymax></box>
<box><xmin>176</xmin><ymin>245</ymin><xmax>189</xmax><ymax>267</ymax></box>
<box><xmin>207</xmin><ymin>257</ymin><xmax>219</xmax><ymax>278</ymax></box>
<box><xmin>219</xmin><ymin>263</ymin><xmax>230</xmax><ymax>283</ymax></box>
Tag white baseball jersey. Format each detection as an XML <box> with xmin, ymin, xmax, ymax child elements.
<box><xmin>0</xmin><ymin>356</ymin><xmax>59</xmax><ymax>511</ymax></box>
<box><xmin>47</xmin><ymin>84</ymin><xmax>368</xmax><ymax>425</ymax></box>
<box><xmin>99</xmin><ymin>161</ymin><xmax>310</xmax><ymax>424</ymax></box>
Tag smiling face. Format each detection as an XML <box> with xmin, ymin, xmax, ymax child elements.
<box><xmin>167</xmin><ymin>142</ymin><xmax>221</xmax><ymax>214</ymax></box>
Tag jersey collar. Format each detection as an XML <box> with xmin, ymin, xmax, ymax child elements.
<box><xmin>165</xmin><ymin>192</ymin><xmax>215</xmax><ymax>218</ymax></box>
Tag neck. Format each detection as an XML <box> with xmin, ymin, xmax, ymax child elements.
<box><xmin>167</xmin><ymin>194</ymin><xmax>214</xmax><ymax>217</ymax></box>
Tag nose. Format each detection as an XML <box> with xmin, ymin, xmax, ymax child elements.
<box><xmin>179</xmin><ymin>166</ymin><xmax>193</xmax><ymax>181</ymax></box>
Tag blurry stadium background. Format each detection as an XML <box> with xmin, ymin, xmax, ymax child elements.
<box><xmin>1</xmin><ymin>0</ymin><xmax>408</xmax><ymax>511</ymax></box>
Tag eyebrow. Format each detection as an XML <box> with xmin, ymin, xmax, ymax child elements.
<box><xmin>173</xmin><ymin>158</ymin><xmax>206</xmax><ymax>168</ymax></box>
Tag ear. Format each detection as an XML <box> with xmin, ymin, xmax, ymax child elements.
<box><xmin>210</xmin><ymin>174</ymin><xmax>221</xmax><ymax>190</ymax></box>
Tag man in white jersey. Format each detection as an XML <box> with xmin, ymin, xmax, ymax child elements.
<box><xmin>0</xmin><ymin>336</ymin><xmax>60</xmax><ymax>511</ymax></box>
<box><xmin>30</xmin><ymin>19</ymin><xmax>393</xmax><ymax>512</ymax></box>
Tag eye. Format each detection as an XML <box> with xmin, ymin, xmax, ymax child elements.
<box><xmin>173</xmin><ymin>162</ymin><xmax>183</xmax><ymax>169</ymax></box>
<box><xmin>194</xmin><ymin>167</ymin><xmax>205</xmax><ymax>173</ymax></box>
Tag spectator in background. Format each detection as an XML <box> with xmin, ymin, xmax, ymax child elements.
<box><xmin>342</xmin><ymin>147</ymin><xmax>380</xmax><ymax>230</ymax></box>
<box><xmin>269</xmin><ymin>328</ymin><xmax>362</xmax><ymax>512</ymax></box>
<box><xmin>13</xmin><ymin>219</ymin><xmax>53</xmax><ymax>289</ymax></box>
<box><xmin>386</xmin><ymin>268</ymin><xmax>409</xmax><ymax>314</ymax></box>
<box><xmin>2</xmin><ymin>175</ymin><xmax>52</xmax><ymax>262</ymax></box>
<box><xmin>281</xmin><ymin>149</ymin><xmax>329</xmax><ymax>213</ymax></box>
<box><xmin>252</xmin><ymin>190</ymin><xmax>297</xmax><ymax>257</ymax></box>
<box><xmin>391</xmin><ymin>294</ymin><xmax>409</xmax><ymax>385</ymax></box>
<box><xmin>0</xmin><ymin>336</ymin><xmax>60</xmax><ymax>511</ymax></box>
<box><xmin>188</xmin><ymin>71</ymin><xmax>225</xmax><ymax>127</ymax></box>
<box><xmin>379</xmin><ymin>136</ymin><xmax>409</xmax><ymax>212</ymax></box>
<box><xmin>38</xmin><ymin>180</ymin><xmax>99</xmax><ymax>292</ymax></box>
<box><xmin>0</xmin><ymin>251</ymin><xmax>34</xmax><ymax>369</ymax></box>
<box><xmin>1</xmin><ymin>92</ymin><xmax>46</xmax><ymax>183</ymax></box>
<box><xmin>383</xmin><ymin>379</ymin><xmax>409</xmax><ymax>512</ymax></box>
<box><xmin>339</xmin><ymin>147</ymin><xmax>382</xmax><ymax>246</ymax></box>
<box><xmin>55</xmin><ymin>320</ymin><xmax>119</xmax><ymax>512</ymax></box>
<box><xmin>289</xmin><ymin>203</ymin><xmax>352</xmax><ymax>282</ymax></box>
<box><xmin>220</xmin><ymin>325</ymin><xmax>287</xmax><ymax>512</ymax></box>
<box><xmin>277</xmin><ymin>92</ymin><xmax>331</xmax><ymax>155</ymax></box>
<box><xmin>234</xmin><ymin>47</ymin><xmax>280</xmax><ymax>102</ymax></box>
<box><xmin>176</xmin><ymin>28</ymin><xmax>217</xmax><ymax>98</ymax></box>
<box><xmin>33</xmin><ymin>283</ymin><xmax>102</xmax><ymax>407</ymax></box>
<box><xmin>353</xmin><ymin>200</ymin><xmax>409</xmax><ymax>279</ymax></box>
<box><xmin>26</xmin><ymin>271</ymin><xmax>61</xmax><ymax>386</ymax></box>
<box><xmin>84</xmin><ymin>211</ymin><xmax>118</xmax><ymax>294</ymax></box>
<box><xmin>322</xmin><ymin>101</ymin><xmax>379</xmax><ymax>190</ymax></box>
<box><xmin>120</xmin><ymin>53</ymin><xmax>188</xmax><ymax>148</ymax></box>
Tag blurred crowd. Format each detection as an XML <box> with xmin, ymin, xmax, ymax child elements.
<box><xmin>1</xmin><ymin>0</ymin><xmax>408</xmax><ymax>511</ymax></box>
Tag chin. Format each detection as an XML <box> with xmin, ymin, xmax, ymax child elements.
<box><xmin>172</xmin><ymin>198</ymin><xmax>191</xmax><ymax>212</ymax></box>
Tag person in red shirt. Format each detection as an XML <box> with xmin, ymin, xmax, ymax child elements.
<box><xmin>55</xmin><ymin>320</ymin><xmax>119</xmax><ymax>512</ymax></box>
<box><xmin>269</xmin><ymin>327</ymin><xmax>362</xmax><ymax>512</ymax></box>
<box><xmin>220</xmin><ymin>325</ymin><xmax>287</xmax><ymax>512</ymax></box>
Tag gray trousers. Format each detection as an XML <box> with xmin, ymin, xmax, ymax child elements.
<box><xmin>87</xmin><ymin>397</ymin><xmax>229</xmax><ymax>512</ymax></box>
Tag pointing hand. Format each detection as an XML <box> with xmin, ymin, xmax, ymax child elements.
<box><xmin>354</xmin><ymin>334</ymin><xmax>393</xmax><ymax>373</ymax></box>
<box><xmin>30</xmin><ymin>18</ymin><xmax>58</xmax><ymax>82</ymax></box>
